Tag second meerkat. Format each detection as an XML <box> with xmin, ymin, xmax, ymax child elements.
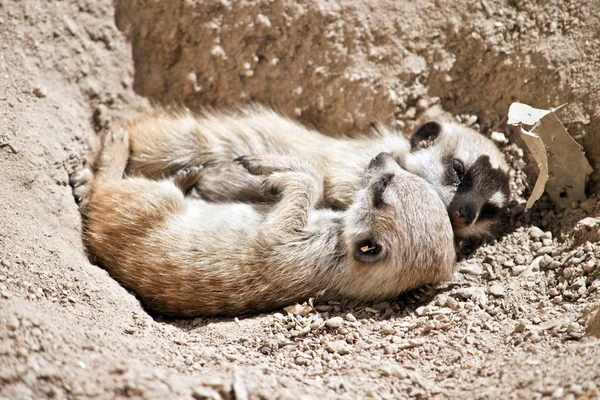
<box><xmin>74</xmin><ymin>129</ymin><xmax>455</xmax><ymax>317</ymax></box>
<box><xmin>125</xmin><ymin>106</ymin><xmax>511</xmax><ymax>242</ymax></box>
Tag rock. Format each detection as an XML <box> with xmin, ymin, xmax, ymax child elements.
<box><xmin>272</xmin><ymin>312</ymin><xmax>285</xmax><ymax>321</ymax></box>
<box><xmin>464</xmin><ymin>115</ymin><xmax>478</xmax><ymax>126</ymax></box>
<box><xmin>530</xmin><ymin>242</ymin><xmax>543</xmax><ymax>251</ymax></box>
<box><xmin>491</xmin><ymin>131</ymin><xmax>508</xmax><ymax>144</ymax></box>
<box><xmin>381</xmin><ymin>326</ymin><xmax>395</xmax><ymax>335</ymax></box>
<box><xmin>381</xmin><ymin>364</ymin><xmax>407</xmax><ymax>378</ymax></box>
<box><xmin>399</xmin><ymin>54</ymin><xmax>427</xmax><ymax>78</ymax></box>
<box><xmin>325</xmin><ymin>317</ymin><xmax>344</xmax><ymax>329</ymax></box>
<box><xmin>294</xmin><ymin>357</ymin><xmax>309</xmax><ymax>366</ymax></box>
<box><xmin>539</xmin><ymin>255</ymin><xmax>553</xmax><ymax>269</ymax></box>
<box><xmin>416</xmin><ymin>98</ymin><xmax>429</xmax><ymax>110</ymax></box>
<box><xmin>529</xmin><ymin>226</ymin><xmax>545</xmax><ymax>239</ymax></box>
<box><xmin>511</xmin><ymin>265</ymin><xmax>529</xmax><ymax>276</ymax></box>
<box><xmin>489</xmin><ymin>284</ymin><xmax>506</xmax><ymax>297</ymax></box>
<box><xmin>457</xmin><ymin>287</ymin><xmax>487</xmax><ymax>306</ymax></box>
<box><xmin>458</xmin><ymin>263</ymin><xmax>483</xmax><ymax>276</ymax></box>
<box><xmin>326</xmin><ymin>340</ymin><xmax>351</xmax><ymax>355</ymax></box>
<box><xmin>585</xmin><ymin>307</ymin><xmax>600</xmax><ymax>338</ymax></box>
<box><xmin>536</xmin><ymin>246</ymin><xmax>554</xmax><ymax>256</ymax></box>
<box><xmin>345</xmin><ymin>313</ymin><xmax>357</xmax><ymax>323</ymax></box>
<box><xmin>446</xmin><ymin>297</ymin><xmax>460</xmax><ymax>310</ymax></box>
<box><xmin>513</xmin><ymin>319</ymin><xmax>531</xmax><ymax>333</ymax></box>
<box><xmin>33</xmin><ymin>85</ymin><xmax>47</xmax><ymax>98</ymax></box>
<box><xmin>397</xmin><ymin>339</ymin><xmax>426</xmax><ymax>349</ymax></box>
<box><xmin>383</xmin><ymin>344</ymin><xmax>398</xmax><ymax>354</ymax></box>
<box><xmin>578</xmin><ymin>217</ymin><xmax>599</xmax><ymax>228</ymax></box>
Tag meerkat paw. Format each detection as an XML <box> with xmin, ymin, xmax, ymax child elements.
<box><xmin>173</xmin><ymin>166</ymin><xmax>204</xmax><ymax>194</ymax></box>
<box><xmin>234</xmin><ymin>154</ymin><xmax>290</xmax><ymax>176</ymax></box>
<box><xmin>258</xmin><ymin>171</ymin><xmax>291</xmax><ymax>197</ymax></box>
<box><xmin>69</xmin><ymin>167</ymin><xmax>94</xmax><ymax>209</ymax></box>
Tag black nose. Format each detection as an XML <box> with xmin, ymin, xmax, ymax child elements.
<box><xmin>369</xmin><ymin>152</ymin><xmax>392</xmax><ymax>168</ymax></box>
<box><xmin>451</xmin><ymin>205</ymin><xmax>476</xmax><ymax>227</ymax></box>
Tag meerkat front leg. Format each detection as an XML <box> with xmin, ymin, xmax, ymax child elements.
<box><xmin>236</xmin><ymin>154</ymin><xmax>323</xmax><ymax>237</ymax></box>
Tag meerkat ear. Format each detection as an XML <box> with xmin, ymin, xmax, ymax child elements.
<box><xmin>410</xmin><ymin>121</ymin><xmax>442</xmax><ymax>151</ymax></box>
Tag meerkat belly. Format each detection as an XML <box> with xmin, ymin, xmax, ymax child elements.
<box><xmin>177</xmin><ymin>199</ymin><xmax>265</xmax><ymax>234</ymax></box>
<box><xmin>307</xmin><ymin>209</ymin><xmax>343</xmax><ymax>231</ymax></box>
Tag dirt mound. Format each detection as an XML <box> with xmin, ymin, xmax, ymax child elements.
<box><xmin>1</xmin><ymin>0</ymin><xmax>599</xmax><ymax>398</ymax></box>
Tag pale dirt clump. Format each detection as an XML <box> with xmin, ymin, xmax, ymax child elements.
<box><xmin>1</xmin><ymin>0</ymin><xmax>599</xmax><ymax>398</ymax></box>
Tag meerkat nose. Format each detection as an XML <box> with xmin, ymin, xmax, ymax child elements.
<box><xmin>369</xmin><ymin>152</ymin><xmax>393</xmax><ymax>168</ymax></box>
<box><xmin>452</xmin><ymin>205</ymin><xmax>475</xmax><ymax>227</ymax></box>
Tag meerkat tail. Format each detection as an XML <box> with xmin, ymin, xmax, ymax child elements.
<box><xmin>126</xmin><ymin>110</ymin><xmax>208</xmax><ymax>178</ymax></box>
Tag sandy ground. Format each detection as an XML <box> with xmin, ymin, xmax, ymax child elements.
<box><xmin>1</xmin><ymin>0</ymin><xmax>600</xmax><ymax>398</ymax></box>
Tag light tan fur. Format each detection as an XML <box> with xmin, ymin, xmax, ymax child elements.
<box><xmin>126</xmin><ymin>105</ymin><xmax>410</xmax><ymax>209</ymax></box>
<box><xmin>124</xmin><ymin>105</ymin><xmax>510</xmax><ymax>240</ymax></box>
<box><xmin>75</xmin><ymin>128</ymin><xmax>455</xmax><ymax>317</ymax></box>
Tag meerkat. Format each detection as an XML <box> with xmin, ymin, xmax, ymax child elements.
<box><xmin>122</xmin><ymin>106</ymin><xmax>510</xmax><ymax>243</ymax></box>
<box><xmin>71</xmin><ymin>128</ymin><xmax>455</xmax><ymax>317</ymax></box>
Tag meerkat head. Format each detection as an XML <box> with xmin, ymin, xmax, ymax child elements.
<box><xmin>341</xmin><ymin>152</ymin><xmax>455</xmax><ymax>301</ymax></box>
<box><xmin>398</xmin><ymin>121</ymin><xmax>510</xmax><ymax>241</ymax></box>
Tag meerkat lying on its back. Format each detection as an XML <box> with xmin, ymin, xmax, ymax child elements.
<box><xmin>72</xmin><ymin>129</ymin><xmax>455</xmax><ymax>317</ymax></box>
<box><xmin>124</xmin><ymin>106</ymin><xmax>510</xmax><ymax>243</ymax></box>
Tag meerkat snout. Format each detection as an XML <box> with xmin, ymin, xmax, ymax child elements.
<box><xmin>403</xmin><ymin>121</ymin><xmax>511</xmax><ymax>241</ymax></box>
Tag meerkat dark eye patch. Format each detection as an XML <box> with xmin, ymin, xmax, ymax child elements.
<box><xmin>479</xmin><ymin>202</ymin><xmax>501</xmax><ymax>219</ymax></box>
<box><xmin>373</xmin><ymin>175</ymin><xmax>391</xmax><ymax>208</ymax></box>
<box><xmin>353</xmin><ymin>239</ymin><xmax>385</xmax><ymax>264</ymax></box>
<box><xmin>452</xmin><ymin>158</ymin><xmax>465</xmax><ymax>182</ymax></box>
<box><xmin>410</xmin><ymin>121</ymin><xmax>442</xmax><ymax>151</ymax></box>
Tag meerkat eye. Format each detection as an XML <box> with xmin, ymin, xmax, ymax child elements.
<box><xmin>452</xmin><ymin>158</ymin><xmax>466</xmax><ymax>182</ymax></box>
<box><xmin>479</xmin><ymin>202</ymin><xmax>501</xmax><ymax>219</ymax></box>
<box><xmin>353</xmin><ymin>239</ymin><xmax>385</xmax><ymax>264</ymax></box>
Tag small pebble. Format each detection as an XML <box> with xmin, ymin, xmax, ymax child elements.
<box><xmin>381</xmin><ymin>364</ymin><xmax>407</xmax><ymax>378</ymax></box>
<box><xmin>513</xmin><ymin>319</ymin><xmax>531</xmax><ymax>333</ymax></box>
<box><xmin>529</xmin><ymin>226</ymin><xmax>545</xmax><ymax>239</ymax></box>
<box><xmin>326</xmin><ymin>341</ymin><xmax>351</xmax><ymax>355</ymax></box>
<box><xmin>345</xmin><ymin>313</ymin><xmax>357</xmax><ymax>322</ymax></box>
<box><xmin>272</xmin><ymin>312</ymin><xmax>285</xmax><ymax>321</ymax></box>
<box><xmin>457</xmin><ymin>287</ymin><xmax>487</xmax><ymax>306</ymax></box>
<box><xmin>325</xmin><ymin>317</ymin><xmax>344</xmax><ymax>329</ymax></box>
<box><xmin>416</xmin><ymin>98</ymin><xmax>429</xmax><ymax>110</ymax></box>
<box><xmin>381</xmin><ymin>326</ymin><xmax>395</xmax><ymax>335</ymax></box>
<box><xmin>489</xmin><ymin>284</ymin><xmax>505</xmax><ymax>297</ymax></box>
<box><xmin>490</xmin><ymin>131</ymin><xmax>508</xmax><ymax>144</ymax></box>
<box><xmin>458</xmin><ymin>263</ymin><xmax>483</xmax><ymax>276</ymax></box>
<box><xmin>294</xmin><ymin>357</ymin><xmax>309</xmax><ymax>366</ymax></box>
<box><xmin>33</xmin><ymin>85</ymin><xmax>47</xmax><ymax>98</ymax></box>
<box><xmin>383</xmin><ymin>344</ymin><xmax>398</xmax><ymax>354</ymax></box>
<box><xmin>536</xmin><ymin>246</ymin><xmax>554</xmax><ymax>256</ymax></box>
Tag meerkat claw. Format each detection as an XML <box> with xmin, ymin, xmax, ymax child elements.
<box><xmin>173</xmin><ymin>166</ymin><xmax>204</xmax><ymax>194</ymax></box>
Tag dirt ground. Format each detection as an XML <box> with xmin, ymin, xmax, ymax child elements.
<box><xmin>1</xmin><ymin>0</ymin><xmax>600</xmax><ymax>398</ymax></box>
